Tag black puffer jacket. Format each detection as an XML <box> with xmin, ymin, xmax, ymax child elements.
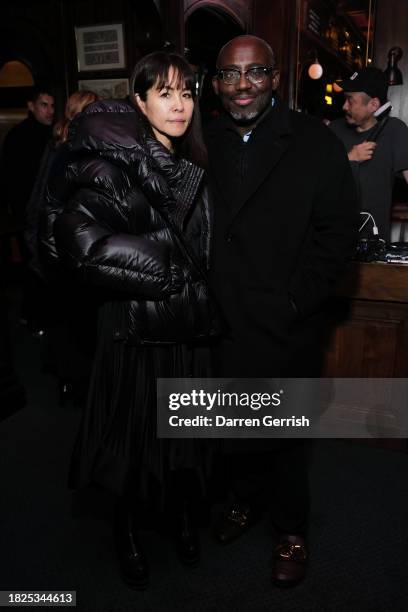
<box><xmin>40</xmin><ymin>99</ymin><xmax>219</xmax><ymax>345</ymax></box>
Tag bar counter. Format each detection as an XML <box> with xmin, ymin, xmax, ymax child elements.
<box><xmin>324</xmin><ymin>262</ymin><xmax>408</xmax><ymax>377</ymax></box>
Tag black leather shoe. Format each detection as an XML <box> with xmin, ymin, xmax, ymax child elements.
<box><xmin>174</xmin><ymin>506</ymin><xmax>200</xmax><ymax>566</ymax></box>
<box><xmin>213</xmin><ymin>503</ymin><xmax>258</xmax><ymax>545</ymax></box>
<box><xmin>115</xmin><ymin>509</ymin><xmax>149</xmax><ymax>590</ymax></box>
<box><xmin>271</xmin><ymin>534</ymin><xmax>308</xmax><ymax>587</ymax></box>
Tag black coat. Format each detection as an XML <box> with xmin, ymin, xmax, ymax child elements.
<box><xmin>40</xmin><ymin>99</ymin><xmax>218</xmax><ymax>345</ymax></box>
<box><xmin>206</xmin><ymin>101</ymin><xmax>359</xmax><ymax>377</ymax></box>
<box><xmin>1</xmin><ymin>114</ymin><xmax>52</xmax><ymax>226</ymax></box>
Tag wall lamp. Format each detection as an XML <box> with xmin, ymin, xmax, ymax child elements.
<box><xmin>384</xmin><ymin>46</ymin><xmax>403</xmax><ymax>86</ymax></box>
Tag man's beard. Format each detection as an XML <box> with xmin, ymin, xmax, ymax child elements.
<box><xmin>222</xmin><ymin>90</ymin><xmax>273</xmax><ymax>126</ymax></box>
<box><xmin>229</xmin><ymin>109</ymin><xmax>260</xmax><ymax>124</ymax></box>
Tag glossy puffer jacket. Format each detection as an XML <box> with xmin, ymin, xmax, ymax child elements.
<box><xmin>41</xmin><ymin>99</ymin><xmax>220</xmax><ymax>345</ymax></box>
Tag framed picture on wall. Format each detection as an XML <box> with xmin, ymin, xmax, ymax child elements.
<box><xmin>75</xmin><ymin>23</ymin><xmax>126</xmax><ymax>72</ymax></box>
<box><xmin>78</xmin><ymin>78</ymin><xmax>129</xmax><ymax>99</ymax></box>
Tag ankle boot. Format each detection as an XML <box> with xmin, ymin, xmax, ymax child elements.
<box><xmin>115</xmin><ymin>507</ymin><xmax>149</xmax><ymax>590</ymax></box>
<box><xmin>174</xmin><ymin>503</ymin><xmax>200</xmax><ymax>566</ymax></box>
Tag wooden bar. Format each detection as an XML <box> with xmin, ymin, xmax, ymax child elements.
<box><xmin>324</xmin><ymin>262</ymin><xmax>408</xmax><ymax>378</ymax></box>
<box><xmin>338</xmin><ymin>262</ymin><xmax>408</xmax><ymax>302</ymax></box>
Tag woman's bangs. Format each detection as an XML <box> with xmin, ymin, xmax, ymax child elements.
<box><xmin>155</xmin><ymin>63</ymin><xmax>195</xmax><ymax>94</ymax></box>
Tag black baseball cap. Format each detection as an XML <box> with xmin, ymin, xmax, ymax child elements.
<box><xmin>340</xmin><ymin>67</ymin><xmax>388</xmax><ymax>103</ymax></box>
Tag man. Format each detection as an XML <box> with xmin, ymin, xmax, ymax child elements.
<box><xmin>330</xmin><ymin>67</ymin><xmax>408</xmax><ymax>241</ymax></box>
<box><xmin>1</xmin><ymin>86</ymin><xmax>55</xmax><ymax>226</ymax></box>
<box><xmin>1</xmin><ymin>86</ymin><xmax>55</xmax><ymax>330</ymax></box>
<box><xmin>205</xmin><ymin>35</ymin><xmax>357</xmax><ymax>586</ymax></box>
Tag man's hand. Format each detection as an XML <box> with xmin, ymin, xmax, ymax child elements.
<box><xmin>348</xmin><ymin>141</ymin><xmax>377</xmax><ymax>162</ymax></box>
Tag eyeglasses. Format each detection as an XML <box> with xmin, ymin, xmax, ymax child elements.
<box><xmin>216</xmin><ymin>66</ymin><xmax>275</xmax><ymax>85</ymax></box>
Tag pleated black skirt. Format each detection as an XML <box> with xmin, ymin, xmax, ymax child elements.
<box><xmin>69</xmin><ymin>304</ymin><xmax>213</xmax><ymax>504</ymax></box>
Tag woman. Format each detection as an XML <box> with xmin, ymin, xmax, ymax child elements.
<box><xmin>41</xmin><ymin>53</ymin><xmax>220</xmax><ymax>589</ymax></box>
<box><xmin>27</xmin><ymin>90</ymin><xmax>100</xmax><ymax>275</ymax></box>
<box><xmin>54</xmin><ymin>90</ymin><xmax>101</xmax><ymax>140</ymax></box>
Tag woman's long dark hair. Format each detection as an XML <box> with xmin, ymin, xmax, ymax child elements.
<box><xmin>130</xmin><ymin>51</ymin><xmax>207</xmax><ymax>168</ymax></box>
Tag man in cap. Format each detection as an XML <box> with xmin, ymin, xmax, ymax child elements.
<box><xmin>206</xmin><ymin>35</ymin><xmax>358</xmax><ymax>587</ymax></box>
<box><xmin>330</xmin><ymin>66</ymin><xmax>408</xmax><ymax>240</ymax></box>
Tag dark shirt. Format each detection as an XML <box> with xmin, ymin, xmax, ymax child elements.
<box><xmin>217</xmin><ymin>128</ymin><xmax>248</xmax><ymax>209</ymax></box>
<box><xmin>330</xmin><ymin>116</ymin><xmax>408</xmax><ymax>240</ymax></box>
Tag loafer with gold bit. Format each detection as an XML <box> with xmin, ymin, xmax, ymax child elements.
<box><xmin>271</xmin><ymin>534</ymin><xmax>308</xmax><ymax>587</ymax></box>
<box><xmin>213</xmin><ymin>503</ymin><xmax>259</xmax><ymax>545</ymax></box>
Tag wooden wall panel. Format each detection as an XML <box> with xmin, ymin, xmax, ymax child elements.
<box><xmin>2</xmin><ymin>0</ymin><xmax>297</xmax><ymax>108</ymax></box>
<box><xmin>324</xmin><ymin>306</ymin><xmax>407</xmax><ymax>377</ymax></box>
<box><xmin>1</xmin><ymin>0</ymin><xmax>164</xmax><ymax>110</ymax></box>
<box><xmin>161</xmin><ymin>0</ymin><xmax>185</xmax><ymax>52</ymax></box>
<box><xmin>63</xmin><ymin>0</ymin><xmax>130</xmax><ymax>97</ymax></box>
<box><xmin>374</xmin><ymin>0</ymin><xmax>408</xmax><ymax>125</ymax></box>
<box><xmin>1</xmin><ymin>1</ymin><xmax>66</xmax><ymax>102</ymax></box>
<box><xmin>323</xmin><ymin>262</ymin><xmax>408</xmax><ymax>379</ymax></box>
<box><xmin>251</xmin><ymin>0</ymin><xmax>297</xmax><ymax>104</ymax></box>
<box><xmin>63</xmin><ymin>0</ymin><xmax>163</xmax><ymax>96</ymax></box>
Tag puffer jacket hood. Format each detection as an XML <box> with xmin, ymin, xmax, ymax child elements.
<box><xmin>68</xmin><ymin>99</ymin><xmax>141</xmax><ymax>158</ymax></box>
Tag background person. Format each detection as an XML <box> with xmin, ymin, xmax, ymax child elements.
<box><xmin>1</xmin><ymin>86</ymin><xmax>55</xmax><ymax>227</ymax></box>
<box><xmin>27</xmin><ymin>89</ymin><xmax>100</xmax><ymax>278</ymax></box>
<box><xmin>0</xmin><ymin>86</ymin><xmax>55</xmax><ymax>331</ymax></box>
<box><xmin>25</xmin><ymin>90</ymin><xmax>100</xmax><ymax>406</ymax></box>
<box><xmin>330</xmin><ymin>67</ymin><xmax>408</xmax><ymax>241</ymax></box>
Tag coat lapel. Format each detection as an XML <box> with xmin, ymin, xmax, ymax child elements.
<box><xmin>210</xmin><ymin>102</ymin><xmax>293</xmax><ymax>222</ymax></box>
<box><xmin>233</xmin><ymin>128</ymin><xmax>292</xmax><ymax>219</ymax></box>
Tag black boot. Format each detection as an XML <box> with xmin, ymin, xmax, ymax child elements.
<box><xmin>174</xmin><ymin>502</ymin><xmax>200</xmax><ymax>567</ymax></box>
<box><xmin>115</xmin><ymin>505</ymin><xmax>149</xmax><ymax>590</ymax></box>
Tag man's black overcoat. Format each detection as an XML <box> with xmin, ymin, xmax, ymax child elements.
<box><xmin>206</xmin><ymin>101</ymin><xmax>358</xmax><ymax>377</ymax></box>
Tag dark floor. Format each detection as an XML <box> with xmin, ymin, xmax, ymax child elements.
<box><xmin>1</xmin><ymin>289</ymin><xmax>408</xmax><ymax>612</ymax></box>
